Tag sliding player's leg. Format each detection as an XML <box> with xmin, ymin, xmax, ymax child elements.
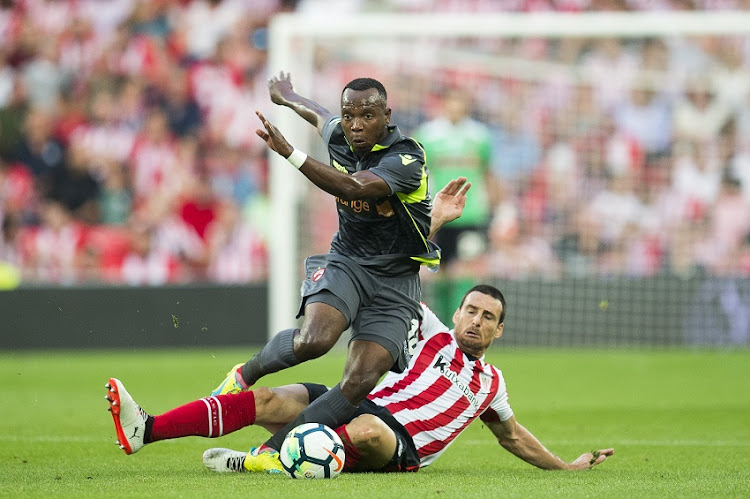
<box><xmin>105</xmin><ymin>378</ymin><xmax>309</xmax><ymax>461</ymax></box>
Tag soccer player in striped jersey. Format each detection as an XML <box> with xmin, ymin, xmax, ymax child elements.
<box><xmin>106</xmin><ymin>285</ymin><xmax>613</xmax><ymax>473</ymax></box>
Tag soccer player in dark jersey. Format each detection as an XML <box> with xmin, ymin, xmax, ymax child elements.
<box><xmin>209</xmin><ymin>72</ymin><xmax>442</xmax><ymax>466</ymax></box>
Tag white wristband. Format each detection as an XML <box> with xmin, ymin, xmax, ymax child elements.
<box><xmin>286</xmin><ymin>149</ymin><xmax>307</xmax><ymax>169</ymax></box>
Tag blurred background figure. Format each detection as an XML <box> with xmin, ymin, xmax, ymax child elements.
<box><xmin>119</xmin><ymin>218</ymin><xmax>181</xmax><ymax>286</ymax></box>
<box><xmin>415</xmin><ymin>87</ymin><xmax>494</xmax><ymax>268</ymax></box>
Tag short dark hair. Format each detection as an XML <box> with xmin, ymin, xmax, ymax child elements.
<box><xmin>343</xmin><ymin>78</ymin><xmax>387</xmax><ymax>104</ymax></box>
<box><xmin>459</xmin><ymin>284</ymin><xmax>506</xmax><ymax>323</ymax></box>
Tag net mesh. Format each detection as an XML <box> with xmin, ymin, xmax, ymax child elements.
<box><xmin>283</xmin><ymin>30</ymin><xmax>750</xmax><ymax>347</ymax></box>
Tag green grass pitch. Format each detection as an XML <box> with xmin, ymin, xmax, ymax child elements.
<box><xmin>1</xmin><ymin>347</ymin><xmax>748</xmax><ymax>498</ymax></box>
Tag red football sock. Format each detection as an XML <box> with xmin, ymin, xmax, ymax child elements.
<box><xmin>336</xmin><ymin>426</ymin><xmax>361</xmax><ymax>471</ymax></box>
<box><xmin>149</xmin><ymin>391</ymin><xmax>256</xmax><ymax>442</ymax></box>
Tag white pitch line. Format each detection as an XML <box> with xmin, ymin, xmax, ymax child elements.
<box><xmin>0</xmin><ymin>435</ymin><xmax>117</xmax><ymax>443</ymax></box>
<box><xmin>461</xmin><ymin>439</ymin><xmax>750</xmax><ymax>447</ymax></box>
<box><xmin>0</xmin><ymin>435</ymin><xmax>181</xmax><ymax>444</ymax></box>
<box><xmin>2</xmin><ymin>435</ymin><xmax>749</xmax><ymax>447</ymax></box>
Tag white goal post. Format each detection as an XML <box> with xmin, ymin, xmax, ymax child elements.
<box><xmin>265</xmin><ymin>11</ymin><xmax>750</xmax><ymax>339</ymax></box>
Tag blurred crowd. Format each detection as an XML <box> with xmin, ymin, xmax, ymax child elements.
<box><xmin>0</xmin><ymin>0</ymin><xmax>749</xmax><ymax>288</ymax></box>
<box><xmin>379</xmin><ymin>35</ymin><xmax>750</xmax><ymax>281</ymax></box>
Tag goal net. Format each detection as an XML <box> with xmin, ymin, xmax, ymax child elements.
<box><xmin>266</xmin><ymin>11</ymin><xmax>750</xmax><ymax>347</ymax></box>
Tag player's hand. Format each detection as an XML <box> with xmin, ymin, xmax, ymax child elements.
<box><xmin>255</xmin><ymin>111</ymin><xmax>294</xmax><ymax>158</ymax></box>
<box><xmin>570</xmin><ymin>448</ymin><xmax>614</xmax><ymax>470</ymax></box>
<box><xmin>268</xmin><ymin>71</ymin><xmax>295</xmax><ymax>106</ymax></box>
<box><xmin>433</xmin><ymin>177</ymin><xmax>471</xmax><ymax>225</ymax></box>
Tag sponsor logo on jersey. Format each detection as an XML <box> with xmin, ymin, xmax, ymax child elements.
<box><xmin>336</xmin><ymin>197</ymin><xmax>371</xmax><ymax>213</ymax></box>
<box><xmin>433</xmin><ymin>354</ymin><xmax>448</xmax><ymax>373</ymax></box>
<box><xmin>431</xmin><ymin>354</ymin><xmax>481</xmax><ymax>410</ymax></box>
<box><xmin>312</xmin><ymin>268</ymin><xmax>325</xmax><ymax>282</ymax></box>
<box><xmin>399</xmin><ymin>154</ymin><xmax>418</xmax><ymax>166</ymax></box>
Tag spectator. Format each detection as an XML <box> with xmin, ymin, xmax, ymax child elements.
<box><xmin>206</xmin><ymin>201</ymin><xmax>267</xmax><ymax>283</ymax></box>
<box><xmin>47</xmin><ymin>143</ymin><xmax>101</xmax><ymax>224</ymax></box>
<box><xmin>128</xmin><ymin>108</ymin><xmax>180</xmax><ymax>206</ymax></box>
<box><xmin>119</xmin><ymin>220</ymin><xmax>181</xmax><ymax>286</ymax></box>
<box><xmin>57</xmin><ymin>16</ymin><xmax>101</xmax><ymax>82</ymax></box>
<box><xmin>0</xmin><ymin>157</ymin><xmax>35</xmax><ymax>223</ymax></box>
<box><xmin>583</xmin><ymin>171</ymin><xmax>644</xmax><ymax>251</ymax></box>
<box><xmin>485</xmin><ymin>203</ymin><xmax>561</xmax><ymax>279</ymax></box>
<box><xmin>673</xmin><ymin>76</ymin><xmax>730</xmax><ymax>142</ymax></box>
<box><xmin>489</xmin><ymin>101</ymin><xmax>541</xmax><ymax>189</ymax></box>
<box><xmin>127</xmin><ymin>0</ymin><xmax>171</xmax><ymax>39</ymax></box>
<box><xmin>19</xmin><ymin>199</ymin><xmax>86</xmax><ymax>283</ymax></box>
<box><xmin>187</xmin><ymin>36</ymin><xmax>243</xmax><ymax>131</ymax></box>
<box><xmin>614</xmin><ymin>82</ymin><xmax>673</xmax><ymax>162</ymax></box>
<box><xmin>581</xmin><ymin>38</ymin><xmax>638</xmax><ymax>110</ymax></box>
<box><xmin>177</xmin><ymin>0</ymin><xmax>245</xmax><ymax>61</ymax></box>
<box><xmin>14</xmin><ymin>107</ymin><xmax>65</xmax><ymax>189</ymax></box>
<box><xmin>203</xmin><ymin>144</ymin><xmax>262</xmax><ymax>206</ymax></box>
<box><xmin>712</xmin><ymin>37</ymin><xmax>750</xmax><ymax>110</ymax></box>
<box><xmin>694</xmin><ymin>170</ymin><xmax>750</xmax><ymax>275</ymax></box>
<box><xmin>671</xmin><ymin>139</ymin><xmax>722</xmax><ymax>219</ymax></box>
<box><xmin>69</xmin><ymin>88</ymin><xmax>136</xmax><ymax>170</ymax></box>
<box><xmin>414</xmin><ymin>87</ymin><xmax>494</xmax><ymax>266</ymax></box>
<box><xmin>77</xmin><ymin>0</ymin><xmax>136</xmax><ymax>38</ymax></box>
<box><xmin>156</xmin><ymin>67</ymin><xmax>202</xmax><ymax>138</ymax></box>
<box><xmin>0</xmin><ymin>49</ymin><xmax>16</xmax><ymax>108</ymax></box>
<box><xmin>20</xmin><ymin>39</ymin><xmax>65</xmax><ymax>111</ymax></box>
<box><xmin>98</xmin><ymin>162</ymin><xmax>133</xmax><ymax>226</ymax></box>
<box><xmin>116</xmin><ymin>78</ymin><xmax>147</xmax><ymax>131</ymax></box>
<box><xmin>0</xmin><ymin>75</ymin><xmax>29</xmax><ymax>160</ymax></box>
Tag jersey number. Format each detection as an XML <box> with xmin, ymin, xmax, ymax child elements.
<box><xmin>406</xmin><ymin>318</ymin><xmax>419</xmax><ymax>356</ymax></box>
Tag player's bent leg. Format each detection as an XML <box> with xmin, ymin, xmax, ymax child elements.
<box><xmin>213</xmin><ymin>326</ymin><xmax>305</xmax><ymax>395</ymax></box>
<box><xmin>105</xmin><ymin>378</ymin><xmax>149</xmax><ymax>455</ymax></box>
<box><xmin>293</xmin><ymin>302</ymin><xmax>349</xmax><ymax>361</ymax></box>
<box><xmin>339</xmin><ymin>340</ymin><xmax>396</xmax><ymax>404</ymax></box>
<box><xmin>341</xmin><ymin>414</ymin><xmax>398</xmax><ymax>472</ymax></box>
<box><xmin>251</xmin><ymin>385</ymin><xmax>311</xmax><ymax>434</ymax></box>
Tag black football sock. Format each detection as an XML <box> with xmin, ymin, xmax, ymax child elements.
<box><xmin>263</xmin><ymin>384</ymin><xmax>358</xmax><ymax>451</ymax></box>
<box><xmin>240</xmin><ymin>328</ymin><xmax>299</xmax><ymax>386</ymax></box>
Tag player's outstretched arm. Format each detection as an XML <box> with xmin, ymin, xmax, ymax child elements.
<box><xmin>487</xmin><ymin>417</ymin><xmax>614</xmax><ymax>470</ymax></box>
<box><xmin>268</xmin><ymin>71</ymin><xmax>335</xmax><ymax>135</ymax></box>
<box><xmin>255</xmin><ymin>111</ymin><xmax>390</xmax><ymax>200</ymax></box>
<box><xmin>428</xmin><ymin>177</ymin><xmax>472</xmax><ymax>238</ymax></box>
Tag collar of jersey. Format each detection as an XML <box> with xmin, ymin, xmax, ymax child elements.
<box><xmin>450</xmin><ymin>330</ymin><xmax>486</xmax><ymax>362</ymax></box>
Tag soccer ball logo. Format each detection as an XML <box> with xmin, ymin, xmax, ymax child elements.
<box><xmin>279</xmin><ymin>423</ymin><xmax>346</xmax><ymax>479</ymax></box>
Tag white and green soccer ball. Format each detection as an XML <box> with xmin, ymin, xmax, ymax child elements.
<box><xmin>279</xmin><ymin>423</ymin><xmax>346</xmax><ymax>479</ymax></box>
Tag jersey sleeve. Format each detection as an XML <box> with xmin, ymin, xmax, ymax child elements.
<box><xmin>369</xmin><ymin>143</ymin><xmax>425</xmax><ymax>196</ymax></box>
<box><xmin>479</xmin><ymin>368</ymin><xmax>514</xmax><ymax>423</ymax></box>
<box><xmin>418</xmin><ymin>302</ymin><xmax>447</xmax><ymax>342</ymax></box>
<box><xmin>321</xmin><ymin>116</ymin><xmax>341</xmax><ymax>147</ymax></box>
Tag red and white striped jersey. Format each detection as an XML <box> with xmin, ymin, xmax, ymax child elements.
<box><xmin>368</xmin><ymin>303</ymin><xmax>513</xmax><ymax>467</ymax></box>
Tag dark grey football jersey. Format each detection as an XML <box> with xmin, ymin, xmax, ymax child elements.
<box><xmin>321</xmin><ymin>117</ymin><xmax>440</xmax><ymax>276</ymax></box>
